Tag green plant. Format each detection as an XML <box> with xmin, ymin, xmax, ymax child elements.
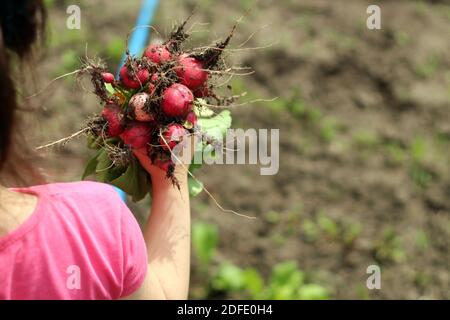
<box><xmin>193</xmin><ymin>222</ymin><xmax>219</xmax><ymax>267</ymax></box>
<box><xmin>408</xmin><ymin>137</ymin><xmax>434</xmax><ymax>189</ymax></box>
<box><xmin>414</xmin><ymin>230</ymin><xmax>429</xmax><ymax>251</ymax></box>
<box><xmin>301</xmin><ymin>213</ymin><xmax>362</xmax><ymax>249</ymax></box>
<box><xmin>317</xmin><ymin>213</ymin><xmax>339</xmax><ymax>238</ymax></box>
<box><xmin>266</xmin><ymin>261</ymin><xmax>305</xmax><ymax>299</ymax></box>
<box><xmin>319</xmin><ymin>118</ymin><xmax>338</xmax><ymax>143</ymax></box>
<box><xmin>302</xmin><ymin>219</ymin><xmax>320</xmax><ymax>242</ymax></box>
<box><xmin>193</xmin><ymin>221</ymin><xmax>329</xmax><ymax>300</ymax></box>
<box><xmin>270</xmin><ymin>232</ymin><xmax>287</xmax><ymax>247</ymax></box>
<box><xmin>242</xmin><ymin>268</ymin><xmax>265</xmax><ymax>298</ymax></box>
<box><xmin>374</xmin><ymin>228</ymin><xmax>406</xmax><ymax>263</ymax></box>
<box><xmin>415</xmin><ymin>55</ymin><xmax>440</xmax><ymax>79</ymax></box>
<box><xmin>306</xmin><ymin>108</ymin><xmax>322</xmax><ymax>123</ymax></box>
<box><xmin>264</xmin><ymin>210</ymin><xmax>281</xmax><ymax>224</ymax></box>
<box><xmin>385</xmin><ymin>142</ymin><xmax>406</xmax><ymax>166</ymax></box>
<box><xmin>414</xmin><ymin>271</ymin><xmax>431</xmax><ymax>289</ymax></box>
<box><xmin>210</xmin><ymin>261</ymin><xmax>329</xmax><ymax>300</ymax></box>
<box><xmin>298</xmin><ymin>284</ymin><xmax>330</xmax><ymax>300</ymax></box>
<box><xmin>342</xmin><ymin>222</ymin><xmax>363</xmax><ymax>246</ymax></box>
<box><xmin>410</xmin><ymin>136</ymin><xmax>427</xmax><ymax>163</ymax></box>
<box><xmin>394</xmin><ymin>31</ymin><xmax>410</xmax><ymax>47</ymax></box>
<box><xmin>410</xmin><ymin>164</ymin><xmax>433</xmax><ymax>188</ymax></box>
<box><xmin>354</xmin><ymin>130</ymin><xmax>379</xmax><ymax>149</ymax></box>
<box><xmin>356</xmin><ymin>284</ymin><xmax>370</xmax><ymax>300</ymax></box>
<box><xmin>211</xmin><ymin>263</ymin><xmax>245</xmax><ymax>292</ymax></box>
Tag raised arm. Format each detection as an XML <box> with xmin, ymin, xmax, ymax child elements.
<box><xmin>125</xmin><ymin>148</ymin><xmax>191</xmax><ymax>300</ymax></box>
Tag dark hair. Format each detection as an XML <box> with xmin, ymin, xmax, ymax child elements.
<box><xmin>0</xmin><ymin>0</ymin><xmax>46</xmax><ymax>186</ymax></box>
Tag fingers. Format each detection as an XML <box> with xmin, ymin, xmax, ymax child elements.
<box><xmin>171</xmin><ymin>134</ymin><xmax>197</xmax><ymax>166</ymax></box>
<box><xmin>133</xmin><ymin>147</ymin><xmax>155</xmax><ymax>174</ymax></box>
<box><xmin>132</xmin><ymin>133</ymin><xmax>197</xmax><ymax>176</ymax></box>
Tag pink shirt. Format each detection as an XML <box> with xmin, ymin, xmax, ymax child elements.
<box><xmin>0</xmin><ymin>181</ymin><xmax>148</xmax><ymax>300</ymax></box>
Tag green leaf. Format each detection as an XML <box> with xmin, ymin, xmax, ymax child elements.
<box><xmin>192</xmin><ymin>222</ymin><xmax>218</xmax><ymax>266</ymax></box>
<box><xmin>81</xmin><ymin>150</ymin><xmax>101</xmax><ymax>180</ymax></box>
<box><xmin>193</xmin><ymin>110</ymin><xmax>232</xmax><ymax>170</ymax></box>
<box><xmin>201</xmin><ymin>144</ymin><xmax>217</xmax><ymax>163</ymax></box>
<box><xmin>270</xmin><ymin>261</ymin><xmax>304</xmax><ymax>288</ymax></box>
<box><xmin>265</xmin><ymin>261</ymin><xmax>309</xmax><ymax>300</ymax></box>
<box><xmin>298</xmin><ymin>284</ymin><xmax>329</xmax><ymax>300</ymax></box>
<box><xmin>243</xmin><ymin>268</ymin><xmax>265</xmax><ymax>299</ymax></box>
<box><xmin>212</xmin><ymin>263</ymin><xmax>245</xmax><ymax>292</ymax></box>
<box><xmin>95</xmin><ymin>150</ymin><xmax>110</xmax><ymax>172</ymax></box>
<box><xmin>188</xmin><ymin>161</ymin><xmax>202</xmax><ymax>174</ymax></box>
<box><xmin>194</xmin><ymin>98</ymin><xmax>214</xmax><ymax>117</ymax></box>
<box><xmin>105</xmin><ymin>164</ymin><xmax>127</xmax><ymax>182</ymax></box>
<box><xmin>105</xmin><ymin>83</ymin><xmax>115</xmax><ymax>95</ymax></box>
<box><xmin>87</xmin><ymin>134</ymin><xmax>102</xmax><ymax>150</ymax></box>
<box><xmin>198</xmin><ymin>110</ymin><xmax>232</xmax><ymax>140</ymax></box>
<box><xmin>109</xmin><ymin>160</ymin><xmax>150</xmax><ymax>202</ymax></box>
<box><xmin>95</xmin><ymin>149</ymin><xmax>113</xmax><ymax>182</ymax></box>
<box><xmin>188</xmin><ymin>177</ymin><xmax>204</xmax><ymax>196</ymax></box>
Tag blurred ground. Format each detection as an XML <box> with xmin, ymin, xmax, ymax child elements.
<box><xmin>30</xmin><ymin>0</ymin><xmax>449</xmax><ymax>299</ymax></box>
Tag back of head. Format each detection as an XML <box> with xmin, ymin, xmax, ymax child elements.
<box><xmin>0</xmin><ymin>0</ymin><xmax>46</xmax><ymax>186</ymax></box>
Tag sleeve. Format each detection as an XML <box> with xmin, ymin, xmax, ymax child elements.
<box><xmin>118</xmin><ymin>199</ymin><xmax>148</xmax><ymax>298</ymax></box>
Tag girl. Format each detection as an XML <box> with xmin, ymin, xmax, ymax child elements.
<box><xmin>0</xmin><ymin>0</ymin><xmax>191</xmax><ymax>299</ymax></box>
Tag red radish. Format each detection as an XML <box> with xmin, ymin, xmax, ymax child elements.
<box><xmin>185</xmin><ymin>111</ymin><xmax>197</xmax><ymax>128</ymax></box>
<box><xmin>160</xmin><ymin>124</ymin><xmax>188</xmax><ymax>150</ymax></box>
<box><xmin>193</xmin><ymin>85</ymin><xmax>209</xmax><ymax>98</ymax></box>
<box><xmin>81</xmin><ymin>18</ymin><xmax>242</xmax><ymax>192</ymax></box>
<box><xmin>129</xmin><ymin>93</ymin><xmax>153</xmax><ymax>122</ymax></box>
<box><xmin>144</xmin><ymin>44</ymin><xmax>171</xmax><ymax>64</ymax></box>
<box><xmin>148</xmin><ymin>83</ymin><xmax>156</xmax><ymax>96</ymax></box>
<box><xmin>176</xmin><ymin>54</ymin><xmax>209</xmax><ymax>90</ymax></box>
<box><xmin>148</xmin><ymin>74</ymin><xmax>159</xmax><ymax>95</ymax></box>
<box><xmin>120</xmin><ymin>122</ymin><xmax>152</xmax><ymax>149</ymax></box>
<box><xmin>119</xmin><ymin>66</ymin><xmax>149</xmax><ymax>89</ymax></box>
<box><xmin>101</xmin><ymin>103</ymin><xmax>123</xmax><ymax>137</ymax></box>
<box><xmin>162</xmin><ymin>83</ymin><xmax>194</xmax><ymax>117</ymax></box>
<box><xmin>150</xmin><ymin>73</ymin><xmax>159</xmax><ymax>83</ymax></box>
<box><xmin>101</xmin><ymin>72</ymin><xmax>115</xmax><ymax>83</ymax></box>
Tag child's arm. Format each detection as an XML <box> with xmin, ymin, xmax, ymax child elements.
<box><xmin>124</xmin><ymin>148</ymin><xmax>191</xmax><ymax>300</ymax></box>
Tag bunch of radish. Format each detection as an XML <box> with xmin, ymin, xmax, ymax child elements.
<box><xmin>82</xmin><ymin>18</ymin><xmax>237</xmax><ymax>201</ymax></box>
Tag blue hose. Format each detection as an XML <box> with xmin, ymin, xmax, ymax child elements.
<box><xmin>117</xmin><ymin>0</ymin><xmax>160</xmax><ymax>75</ymax></box>
<box><xmin>114</xmin><ymin>0</ymin><xmax>160</xmax><ymax>201</ymax></box>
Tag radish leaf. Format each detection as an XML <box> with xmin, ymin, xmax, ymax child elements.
<box><xmin>188</xmin><ymin>176</ymin><xmax>204</xmax><ymax>196</ymax></box>
<box><xmin>198</xmin><ymin>110</ymin><xmax>232</xmax><ymax>139</ymax></box>
<box><xmin>110</xmin><ymin>160</ymin><xmax>149</xmax><ymax>201</ymax></box>
<box><xmin>81</xmin><ymin>150</ymin><xmax>101</xmax><ymax>179</ymax></box>
<box><xmin>105</xmin><ymin>83</ymin><xmax>115</xmax><ymax>95</ymax></box>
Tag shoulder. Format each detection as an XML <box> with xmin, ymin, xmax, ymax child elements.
<box><xmin>30</xmin><ymin>180</ymin><xmax>120</xmax><ymax>201</ymax></box>
<box><xmin>29</xmin><ymin>181</ymin><xmax>128</xmax><ymax>230</ymax></box>
<box><xmin>8</xmin><ymin>181</ymin><xmax>146</xmax><ymax>299</ymax></box>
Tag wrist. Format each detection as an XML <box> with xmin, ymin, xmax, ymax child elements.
<box><xmin>150</xmin><ymin>167</ymin><xmax>188</xmax><ymax>188</ymax></box>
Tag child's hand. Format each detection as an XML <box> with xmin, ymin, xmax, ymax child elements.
<box><xmin>133</xmin><ymin>134</ymin><xmax>196</xmax><ymax>179</ymax></box>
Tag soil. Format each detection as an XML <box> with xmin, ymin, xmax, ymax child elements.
<box><xmin>30</xmin><ymin>0</ymin><xmax>449</xmax><ymax>299</ymax></box>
